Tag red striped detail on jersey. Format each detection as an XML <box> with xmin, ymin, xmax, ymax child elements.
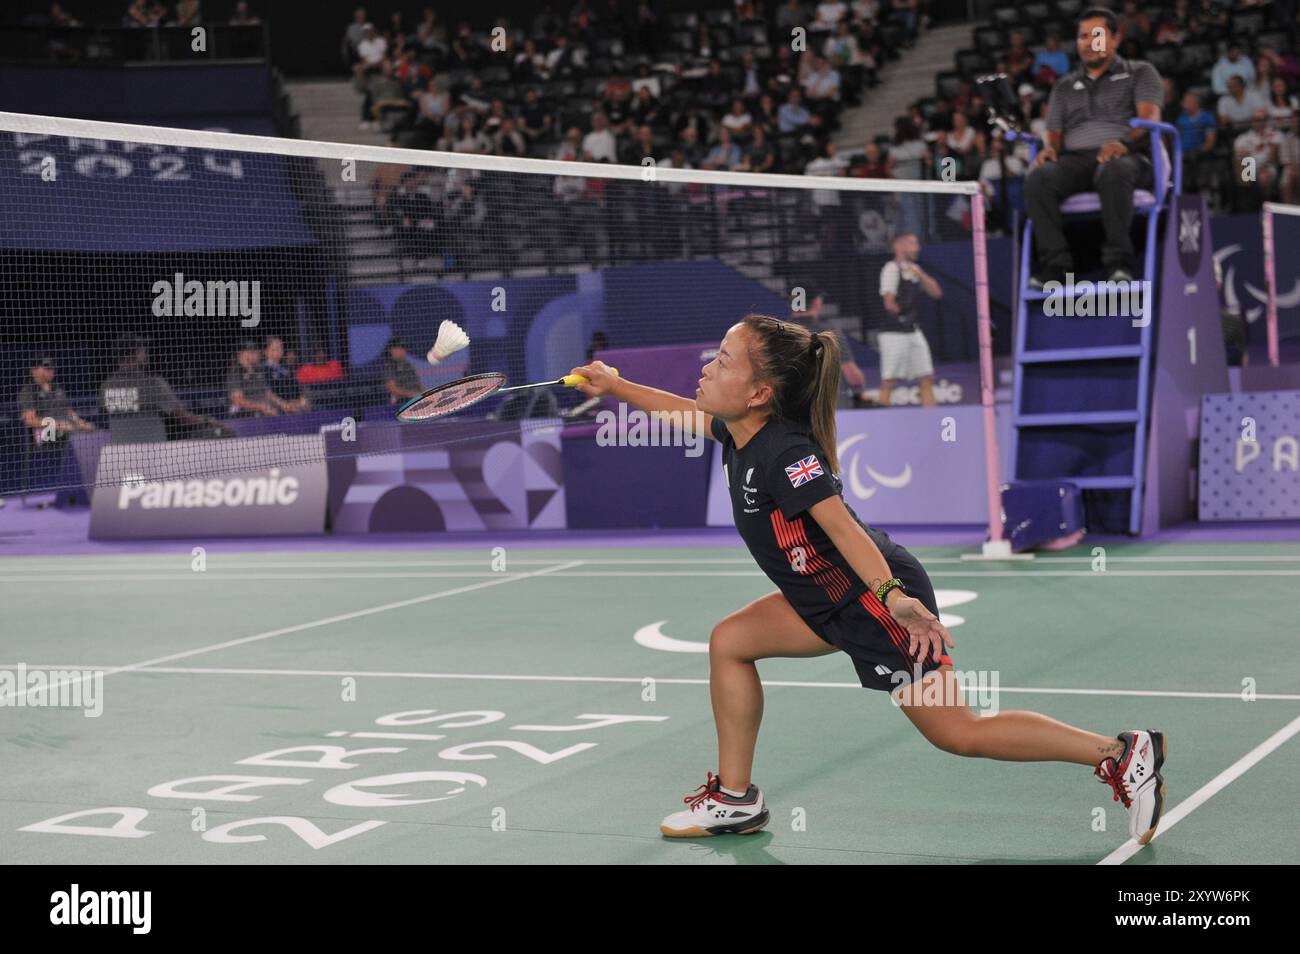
<box><xmin>770</xmin><ymin>511</ymin><xmax>860</xmax><ymax>604</ymax></box>
<box><xmin>770</xmin><ymin>511</ymin><xmax>851</xmax><ymax>603</ymax></box>
<box><xmin>769</xmin><ymin>510</ymin><xmax>791</xmax><ymax>550</ymax></box>
<box><xmin>787</xmin><ymin>514</ymin><xmax>857</xmax><ymax>600</ymax></box>
<box><xmin>858</xmin><ymin>590</ymin><xmax>915</xmax><ymax>663</ymax></box>
<box><xmin>775</xmin><ymin>510</ymin><xmax>916</xmax><ymax>665</ymax></box>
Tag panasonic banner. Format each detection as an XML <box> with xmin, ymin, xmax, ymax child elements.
<box><xmin>89</xmin><ymin>435</ymin><xmax>328</xmax><ymax>538</ymax></box>
<box><xmin>707</xmin><ymin>406</ymin><xmax>995</xmax><ymax>526</ymax></box>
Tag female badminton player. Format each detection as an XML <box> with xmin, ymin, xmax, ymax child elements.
<box><xmin>570</xmin><ymin>314</ymin><xmax>1167</xmax><ymax>845</ymax></box>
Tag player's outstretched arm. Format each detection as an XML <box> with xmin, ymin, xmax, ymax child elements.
<box><xmin>570</xmin><ymin>360</ymin><xmax>719</xmax><ymax>441</ymax></box>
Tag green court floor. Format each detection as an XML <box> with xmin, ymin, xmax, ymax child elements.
<box><xmin>2</xmin><ymin>542</ymin><xmax>1298</xmax><ymax>864</ymax></box>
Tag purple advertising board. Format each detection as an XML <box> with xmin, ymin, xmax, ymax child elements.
<box><xmin>324</xmin><ymin>420</ymin><xmax>565</xmax><ymax>533</ymax></box>
<box><xmin>88</xmin><ymin>434</ymin><xmax>328</xmax><ymax>538</ymax></box>
<box><xmin>1198</xmin><ymin>390</ymin><xmax>1300</xmax><ymax>520</ymax></box>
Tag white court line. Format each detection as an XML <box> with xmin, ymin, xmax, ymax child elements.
<box><xmin>17</xmin><ymin>559</ymin><xmax>707</xmax><ymax>567</ymax></box>
<box><xmin>4</xmin><ymin>554</ymin><xmax>1300</xmax><ymax>571</ymax></box>
<box><xmin>1098</xmin><ymin>712</ymin><xmax>1300</xmax><ymax>865</ymax></box>
<box><xmin>0</xmin><ymin>573</ymin><xmax>556</xmax><ymax>581</ymax></box>
<box><xmin>4</xmin><ymin>665</ymin><xmax>1298</xmax><ymax>700</ymax></box>
<box><xmin>0</xmin><ymin>560</ymin><xmax>583</xmax><ymax>706</ymax></box>
<box><xmin>547</xmin><ymin>570</ymin><xmax>1300</xmax><ymax>577</ymax></box>
<box><xmin>7</xmin><ymin>569</ymin><xmax>1300</xmax><ymax>582</ymax></box>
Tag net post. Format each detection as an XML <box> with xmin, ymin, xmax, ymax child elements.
<box><xmin>1262</xmin><ymin>203</ymin><xmax>1280</xmax><ymax>368</ymax></box>
<box><xmin>969</xmin><ymin>189</ymin><xmax>1010</xmax><ymax>557</ymax></box>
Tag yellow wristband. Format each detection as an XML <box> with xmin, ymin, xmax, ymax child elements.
<box><xmin>875</xmin><ymin>578</ymin><xmax>904</xmax><ymax>606</ymax></box>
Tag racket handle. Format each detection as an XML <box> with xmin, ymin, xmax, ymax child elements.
<box><xmin>561</xmin><ymin>367</ymin><xmax>619</xmax><ymax>387</ymax></box>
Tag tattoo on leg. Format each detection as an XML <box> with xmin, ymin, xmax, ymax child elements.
<box><xmin>1097</xmin><ymin>740</ymin><xmax>1124</xmax><ymax>760</ymax></box>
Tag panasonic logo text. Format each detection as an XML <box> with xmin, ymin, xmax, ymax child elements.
<box><xmin>117</xmin><ymin>469</ymin><xmax>300</xmax><ymax>510</ymax></box>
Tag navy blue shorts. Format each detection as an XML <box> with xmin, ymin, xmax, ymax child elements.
<box><xmin>804</xmin><ymin>544</ymin><xmax>952</xmax><ymax>692</ymax></box>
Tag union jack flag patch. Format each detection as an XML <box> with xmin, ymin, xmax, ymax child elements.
<box><xmin>784</xmin><ymin>454</ymin><xmax>824</xmax><ymax>488</ymax></box>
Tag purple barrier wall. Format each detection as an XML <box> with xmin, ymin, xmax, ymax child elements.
<box><xmin>559</xmin><ymin>341</ymin><xmax>714</xmax><ymax>529</ymax></box>
<box><xmin>324</xmin><ymin>420</ymin><xmax>565</xmax><ymax>533</ymax></box>
<box><xmin>0</xmin><ymin>64</ymin><xmax>274</xmax><ymax>119</ymax></box>
<box><xmin>707</xmin><ymin>405</ymin><xmax>1000</xmax><ymax>526</ymax></box>
<box><xmin>594</xmin><ymin>342</ymin><xmax>716</xmax><ymax>405</ymax></box>
<box><xmin>562</xmin><ymin>425</ymin><xmax>712</xmax><ymax>529</ymax></box>
<box><xmin>1199</xmin><ymin>390</ymin><xmax>1300</xmax><ymax>520</ymax></box>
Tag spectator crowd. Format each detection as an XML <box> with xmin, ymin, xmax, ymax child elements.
<box><xmin>341</xmin><ymin>0</ymin><xmax>1299</xmax><ymax>230</ymax></box>
<box><xmin>342</xmin><ymin>2</ymin><xmax>932</xmax><ymax>176</ymax></box>
<box><xmin>880</xmin><ymin>0</ymin><xmax>1300</xmax><ymax>221</ymax></box>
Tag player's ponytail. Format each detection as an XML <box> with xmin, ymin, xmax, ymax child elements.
<box><xmin>807</xmin><ymin>329</ymin><xmax>841</xmax><ymax>474</ymax></box>
<box><xmin>741</xmin><ymin>314</ymin><xmax>842</xmax><ymax>474</ymax></box>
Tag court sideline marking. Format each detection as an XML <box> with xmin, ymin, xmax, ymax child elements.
<box><xmin>0</xmin><ymin>561</ymin><xmax>584</xmax><ymax>705</ymax></box>
<box><xmin>7</xmin><ymin>569</ymin><xmax>1300</xmax><ymax>582</ymax></box>
<box><xmin>1099</xmin><ymin>712</ymin><xmax>1300</xmax><ymax>864</ymax></box>
<box><xmin>5</xmin><ymin>554</ymin><xmax>1300</xmax><ymax>569</ymax></box>
<box><xmin>3</xmin><ymin>665</ymin><xmax>1298</xmax><ymax>701</ymax></box>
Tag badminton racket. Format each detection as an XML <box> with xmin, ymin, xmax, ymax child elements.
<box><xmin>395</xmin><ymin>367</ymin><xmax>620</xmax><ymax>422</ymax></box>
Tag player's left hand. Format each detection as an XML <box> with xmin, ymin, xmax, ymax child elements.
<box><xmin>889</xmin><ymin>595</ymin><xmax>954</xmax><ymax>663</ymax></box>
<box><xmin>1097</xmin><ymin>141</ymin><xmax>1129</xmax><ymax>163</ymax></box>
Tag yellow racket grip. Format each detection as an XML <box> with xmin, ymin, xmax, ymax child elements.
<box><xmin>562</xmin><ymin>366</ymin><xmax>619</xmax><ymax>387</ymax></box>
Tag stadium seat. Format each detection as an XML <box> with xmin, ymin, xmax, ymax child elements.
<box><xmin>1057</xmin><ymin>147</ymin><xmax>1171</xmax><ymax>215</ymax></box>
<box><xmin>955</xmin><ymin>49</ymin><xmax>995</xmax><ymax>76</ymax></box>
<box><xmin>935</xmin><ymin>71</ymin><xmax>964</xmax><ymax>99</ymax></box>
<box><xmin>1143</xmin><ymin>47</ymin><xmax>1179</xmax><ymax>77</ymax></box>
<box><xmin>1040</xmin><ymin>20</ymin><xmax>1068</xmax><ymax>41</ymax></box>
<box><xmin>1010</xmin><ymin>22</ymin><xmax>1043</xmax><ymax>44</ymax></box>
<box><xmin>974</xmin><ymin>26</ymin><xmax>1004</xmax><ymax>53</ymax></box>
<box><xmin>1178</xmin><ymin>42</ymin><xmax>1214</xmax><ymax>75</ymax></box>
<box><xmin>1230</xmin><ymin>11</ymin><xmax>1268</xmax><ymax>39</ymax></box>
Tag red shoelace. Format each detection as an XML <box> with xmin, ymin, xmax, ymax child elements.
<box><xmin>1099</xmin><ymin>760</ymin><xmax>1132</xmax><ymax>806</ymax></box>
<box><xmin>684</xmin><ymin>771</ymin><xmax>721</xmax><ymax>810</ymax></box>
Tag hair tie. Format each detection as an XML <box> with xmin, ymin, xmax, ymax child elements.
<box><xmin>809</xmin><ymin>335</ymin><xmax>823</xmax><ymax>358</ymax></box>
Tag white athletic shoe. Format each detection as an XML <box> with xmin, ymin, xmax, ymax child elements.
<box><xmin>660</xmin><ymin>771</ymin><xmax>770</xmax><ymax>838</ymax></box>
<box><xmin>1095</xmin><ymin>729</ymin><xmax>1168</xmax><ymax>845</ymax></box>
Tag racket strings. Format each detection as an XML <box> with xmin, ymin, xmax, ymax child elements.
<box><xmin>396</xmin><ymin>373</ymin><xmax>505</xmax><ymax>421</ymax></box>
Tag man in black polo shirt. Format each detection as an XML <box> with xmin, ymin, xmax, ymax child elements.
<box><xmin>18</xmin><ymin>356</ymin><xmax>94</xmax><ymax>496</ymax></box>
<box><xmin>1025</xmin><ymin>7</ymin><xmax>1164</xmax><ymax>288</ymax></box>
<box><xmin>18</xmin><ymin>357</ymin><xmax>94</xmax><ymax>441</ymax></box>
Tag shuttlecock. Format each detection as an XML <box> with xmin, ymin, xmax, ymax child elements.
<box><xmin>427</xmin><ymin>319</ymin><xmax>470</xmax><ymax>364</ymax></box>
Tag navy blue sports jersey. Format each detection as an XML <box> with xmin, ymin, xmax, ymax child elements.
<box><xmin>712</xmin><ymin>414</ymin><xmax>899</xmax><ymax>623</ymax></box>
